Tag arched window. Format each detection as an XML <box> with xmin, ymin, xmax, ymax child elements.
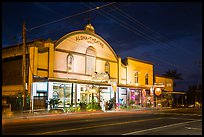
<box><xmin>145</xmin><ymin>73</ymin><xmax>148</xmax><ymax>85</ymax></box>
<box><xmin>86</xmin><ymin>46</ymin><xmax>96</xmax><ymax>75</ymax></box>
<box><xmin>67</xmin><ymin>54</ymin><xmax>74</xmax><ymax>72</ymax></box>
<box><xmin>135</xmin><ymin>71</ymin><xmax>139</xmax><ymax>84</ymax></box>
<box><xmin>105</xmin><ymin>61</ymin><xmax>110</xmax><ymax>74</ymax></box>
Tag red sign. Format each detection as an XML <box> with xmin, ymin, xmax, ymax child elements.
<box><xmin>155</xmin><ymin>88</ymin><xmax>162</xmax><ymax>96</ymax></box>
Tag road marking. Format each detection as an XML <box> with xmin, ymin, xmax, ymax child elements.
<box><xmin>31</xmin><ymin>117</ymin><xmax>163</xmax><ymax>135</ymax></box>
<box><xmin>122</xmin><ymin>119</ymin><xmax>202</xmax><ymax>135</ymax></box>
<box><xmin>168</xmin><ymin>117</ymin><xmax>201</xmax><ymax>121</ymax></box>
<box><xmin>153</xmin><ymin>112</ymin><xmax>202</xmax><ymax>117</ymax></box>
<box><xmin>185</xmin><ymin>127</ymin><xmax>202</xmax><ymax>130</ymax></box>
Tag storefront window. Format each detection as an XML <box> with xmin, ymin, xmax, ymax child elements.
<box><xmin>53</xmin><ymin>83</ymin><xmax>73</xmax><ymax>108</ymax></box>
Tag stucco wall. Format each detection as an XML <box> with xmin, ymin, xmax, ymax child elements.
<box><xmin>155</xmin><ymin>76</ymin><xmax>173</xmax><ymax>91</ymax></box>
<box><xmin>121</xmin><ymin>64</ymin><xmax>127</xmax><ymax>84</ymax></box>
<box><xmin>38</xmin><ymin>52</ymin><xmax>48</xmax><ymax>69</ymax></box>
<box><xmin>127</xmin><ymin>58</ymin><xmax>153</xmax><ymax>86</ymax></box>
<box><xmin>53</xmin><ymin>31</ymin><xmax>118</xmax><ymax>81</ymax></box>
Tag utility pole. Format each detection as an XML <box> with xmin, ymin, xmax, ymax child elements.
<box><xmin>22</xmin><ymin>21</ymin><xmax>27</xmax><ymax>111</ymax></box>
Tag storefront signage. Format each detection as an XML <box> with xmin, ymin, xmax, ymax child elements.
<box><xmin>36</xmin><ymin>82</ymin><xmax>47</xmax><ymax>92</ymax></box>
<box><xmin>155</xmin><ymin>88</ymin><xmax>162</xmax><ymax>96</ymax></box>
<box><xmin>76</xmin><ymin>35</ymin><xmax>104</xmax><ymax>48</ymax></box>
<box><xmin>154</xmin><ymin>82</ymin><xmax>164</xmax><ymax>87</ymax></box>
<box><xmin>92</xmin><ymin>72</ymin><xmax>109</xmax><ymax>82</ymax></box>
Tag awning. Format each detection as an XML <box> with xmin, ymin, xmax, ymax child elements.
<box><xmin>117</xmin><ymin>84</ymin><xmax>155</xmax><ymax>90</ymax></box>
<box><xmin>2</xmin><ymin>91</ymin><xmax>22</xmax><ymax>96</ymax></box>
<box><xmin>48</xmin><ymin>77</ymin><xmax>111</xmax><ymax>86</ymax></box>
<box><xmin>165</xmin><ymin>91</ymin><xmax>186</xmax><ymax>94</ymax></box>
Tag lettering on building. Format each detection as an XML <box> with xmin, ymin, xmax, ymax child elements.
<box><xmin>76</xmin><ymin>35</ymin><xmax>104</xmax><ymax>48</ymax></box>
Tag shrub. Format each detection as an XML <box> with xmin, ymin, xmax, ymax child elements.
<box><xmin>79</xmin><ymin>102</ymin><xmax>87</xmax><ymax>111</ymax></box>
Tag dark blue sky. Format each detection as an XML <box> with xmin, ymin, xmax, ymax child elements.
<box><xmin>2</xmin><ymin>2</ymin><xmax>202</xmax><ymax>91</ymax></box>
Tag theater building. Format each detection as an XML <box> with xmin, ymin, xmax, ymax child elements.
<box><xmin>2</xmin><ymin>23</ymin><xmax>174</xmax><ymax>112</ymax></box>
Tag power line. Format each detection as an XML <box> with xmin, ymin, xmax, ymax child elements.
<box><xmin>86</xmin><ymin>3</ymin><xmax>170</xmax><ymax>50</ymax></box>
<box><xmin>86</xmin><ymin>2</ymin><xmax>198</xmax><ymax>73</ymax></box>
<box><xmin>110</xmin><ymin>4</ymin><xmax>197</xmax><ymax>57</ymax></box>
<box><xmin>27</xmin><ymin>2</ymin><xmax>116</xmax><ymax>32</ymax></box>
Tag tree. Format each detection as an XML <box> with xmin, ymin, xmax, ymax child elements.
<box><xmin>162</xmin><ymin>69</ymin><xmax>183</xmax><ymax>80</ymax></box>
<box><xmin>186</xmin><ymin>84</ymin><xmax>202</xmax><ymax>107</ymax></box>
<box><xmin>162</xmin><ymin>69</ymin><xmax>183</xmax><ymax>87</ymax></box>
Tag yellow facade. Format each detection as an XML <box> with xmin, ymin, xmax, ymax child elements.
<box><xmin>155</xmin><ymin>75</ymin><xmax>173</xmax><ymax>92</ymax></box>
<box><xmin>124</xmin><ymin>57</ymin><xmax>154</xmax><ymax>88</ymax></box>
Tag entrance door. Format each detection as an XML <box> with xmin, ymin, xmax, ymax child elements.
<box><xmin>33</xmin><ymin>92</ymin><xmax>47</xmax><ymax>109</ymax></box>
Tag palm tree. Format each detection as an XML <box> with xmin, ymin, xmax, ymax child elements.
<box><xmin>162</xmin><ymin>69</ymin><xmax>183</xmax><ymax>107</ymax></box>
<box><xmin>162</xmin><ymin>69</ymin><xmax>183</xmax><ymax>80</ymax></box>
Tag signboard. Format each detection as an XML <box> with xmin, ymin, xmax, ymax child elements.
<box><xmin>155</xmin><ymin>88</ymin><xmax>162</xmax><ymax>96</ymax></box>
<box><xmin>36</xmin><ymin>82</ymin><xmax>47</xmax><ymax>92</ymax></box>
<box><xmin>75</xmin><ymin>35</ymin><xmax>104</xmax><ymax>48</ymax></box>
<box><xmin>92</xmin><ymin>72</ymin><xmax>109</xmax><ymax>82</ymax></box>
<box><xmin>154</xmin><ymin>83</ymin><xmax>165</xmax><ymax>87</ymax></box>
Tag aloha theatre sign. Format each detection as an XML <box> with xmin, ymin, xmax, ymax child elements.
<box><xmin>75</xmin><ymin>35</ymin><xmax>104</xmax><ymax>48</ymax></box>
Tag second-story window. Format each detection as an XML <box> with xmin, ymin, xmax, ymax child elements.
<box><xmin>135</xmin><ymin>71</ymin><xmax>139</xmax><ymax>84</ymax></box>
<box><xmin>105</xmin><ymin>61</ymin><xmax>110</xmax><ymax>74</ymax></box>
<box><xmin>67</xmin><ymin>54</ymin><xmax>74</xmax><ymax>72</ymax></box>
<box><xmin>145</xmin><ymin>73</ymin><xmax>148</xmax><ymax>85</ymax></box>
<box><xmin>86</xmin><ymin>46</ymin><xmax>96</xmax><ymax>75</ymax></box>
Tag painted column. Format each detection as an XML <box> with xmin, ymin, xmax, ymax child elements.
<box><xmin>71</xmin><ymin>83</ymin><xmax>74</xmax><ymax>105</ymax></box>
<box><xmin>48</xmin><ymin>82</ymin><xmax>53</xmax><ymax>110</ymax></box>
<box><xmin>76</xmin><ymin>84</ymin><xmax>81</xmax><ymax>103</ymax></box>
<box><xmin>29</xmin><ymin>46</ymin><xmax>38</xmax><ymax>111</ymax></box>
<box><xmin>28</xmin><ymin>47</ymin><xmax>34</xmax><ymax>111</ymax></box>
<box><xmin>118</xmin><ymin>57</ymin><xmax>121</xmax><ymax>84</ymax></box>
<box><xmin>45</xmin><ymin>42</ymin><xmax>54</xmax><ymax>78</ymax></box>
<box><xmin>74</xmin><ymin>83</ymin><xmax>77</xmax><ymax>107</ymax></box>
<box><xmin>33</xmin><ymin>47</ymin><xmax>38</xmax><ymax>76</ymax></box>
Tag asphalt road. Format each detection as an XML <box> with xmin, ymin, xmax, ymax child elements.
<box><xmin>2</xmin><ymin>108</ymin><xmax>202</xmax><ymax>135</ymax></box>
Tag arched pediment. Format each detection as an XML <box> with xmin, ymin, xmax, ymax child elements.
<box><xmin>55</xmin><ymin>30</ymin><xmax>118</xmax><ymax>62</ymax></box>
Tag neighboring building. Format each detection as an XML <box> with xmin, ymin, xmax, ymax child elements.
<box><xmin>154</xmin><ymin>75</ymin><xmax>174</xmax><ymax>107</ymax></box>
<box><xmin>2</xmin><ymin>23</ymin><xmax>174</xmax><ymax>112</ymax></box>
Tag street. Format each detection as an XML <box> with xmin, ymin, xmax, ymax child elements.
<box><xmin>2</xmin><ymin>108</ymin><xmax>202</xmax><ymax>135</ymax></box>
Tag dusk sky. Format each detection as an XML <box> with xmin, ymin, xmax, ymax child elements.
<box><xmin>2</xmin><ymin>2</ymin><xmax>202</xmax><ymax>91</ymax></box>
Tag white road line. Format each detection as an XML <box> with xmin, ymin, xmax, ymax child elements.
<box><xmin>185</xmin><ymin>127</ymin><xmax>202</xmax><ymax>130</ymax></box>
<box><xmin>122</xmin><ymin>119</ymin><xmax>202</xmax><ymax>135</ymax></box>
<box><xmin>32</xmin><ymin>117</ymin><xmax>163</xmax><ymax>135</ymax></box>
<box><xmin>168</xmin><ymin>117</ymin><xmax>202</xmax><ymax>121</ymax></box>
<box><xmin>153</xmin><ymin>113</ymin><xmax>202</xmax><ymax>117</ymax></box>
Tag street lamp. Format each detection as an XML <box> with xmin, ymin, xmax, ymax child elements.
<box><xmin>60</xmin><ymin>84</ymin><xmax>66</xmax><ymax>108</ymax></box>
